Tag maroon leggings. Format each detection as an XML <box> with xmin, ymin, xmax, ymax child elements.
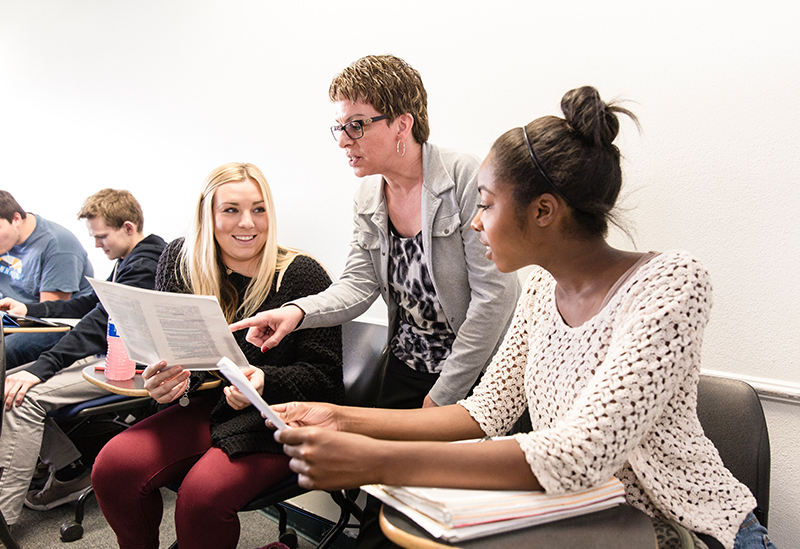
<box><xmin>92</xmin><ymin>397</ymin><xmax>292</xmax><ymax>549</ymax></box>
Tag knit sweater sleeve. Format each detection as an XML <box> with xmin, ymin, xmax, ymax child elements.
<box><xmin>457</xmin><ymin>279</ymin><xmax>535</xmax><ymax>435</ymax></box>
<box><xmin>155</xmin><ymin>238</ymin><xmax>189</xmax><ymax>294</ymax></box>
<box><xmin>247</xmin><ymin>255</ymin><xmax>344</xmax><ymax>406</ymax></box>
<box><xmin>210</xmin><ymin>254</ymin><xmax>344</xmax><ymax>457</ymax></box>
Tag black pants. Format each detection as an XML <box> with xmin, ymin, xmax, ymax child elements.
<box><xmin>356</xmin><ymin>353</ymin><xmax>439</xmax><ymax>549</ymax></box>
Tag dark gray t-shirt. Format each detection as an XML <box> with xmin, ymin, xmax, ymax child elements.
<box><xmin>0</xmin><ymin>214</ymin><xmax>93</xmax><ymax>302</ymax></box>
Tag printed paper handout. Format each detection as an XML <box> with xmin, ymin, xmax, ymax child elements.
<box><xmin>88</xmin><ymin>278</ymin><xmax>250</xmax><ymax>370</ymax></box>
<box><xmin>216</xmin><ymin>357</ymin><xmax>289</xmax><ymax>431</ymax></box>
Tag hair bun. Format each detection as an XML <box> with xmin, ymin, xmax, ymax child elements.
<box><xmin>560</xmin><ymin>86</ymin><xmax>621</xmax><ymax>148</ymax></box>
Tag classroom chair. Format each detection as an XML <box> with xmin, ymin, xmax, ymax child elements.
<box><xmin>48</xmin><ymin>390</ymin><xmax>153</xmax><ymax>541</ymax></box>
<box><xmin>696</xmin><ymin>374</ymin><xmax>771</xmax><ymax>527</ymax></box>
<box><xmin>1</xmin><ymin>328</ymin><xmax>24</xmax><ymax>549</ymax></box>
<box><xmin>497</xmin><ymin>375</ymin><xmax>772</xmax><ymax>549</ymax></box>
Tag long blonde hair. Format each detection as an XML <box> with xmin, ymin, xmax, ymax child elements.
<box><xmin>179</xmin><ymin>162</ymin><xmax>301</xmax><ymax>322</ymax></box>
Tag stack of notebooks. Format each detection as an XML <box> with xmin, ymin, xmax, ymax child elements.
<box><xmin>363</xmin><ymin>477</ymin><xmax>626</xmax><ymax>542</ymax></box>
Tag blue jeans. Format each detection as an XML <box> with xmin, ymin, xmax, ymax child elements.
<box><xmin>4</xmin><ymin>331</ymin><xmax>67</xmax><ymax>368</ymax></box>
<box><xmin>733</xmin><ymin>512</ymin><xmax>776</xmax><ymax>549</ymax></box>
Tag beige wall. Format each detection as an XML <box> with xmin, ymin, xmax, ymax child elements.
<box><xmin>2</xmin><ymin>1</ymin><xmax>797</xmax><ymax>545</ymax></box>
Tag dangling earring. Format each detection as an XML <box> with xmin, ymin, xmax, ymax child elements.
<box><xmin>396</xmin><ymin>140</ymin><xmax>406</xmax><ymax>157</ymax></box>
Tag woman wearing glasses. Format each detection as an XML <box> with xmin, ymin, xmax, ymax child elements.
<box><xmin>233</xmin><ymin>55</ymin><xmax>519</xmax><ymax>411</ymax></box>
<box><xmin>231</xmin><ymin>54</ymin><xmax>519</xmax><ymax>548</ymax></box>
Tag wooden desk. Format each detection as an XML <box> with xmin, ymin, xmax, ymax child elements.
<box><xmin>82</xmin><ymin>363</ymin><xmax>222</xmax><ymax>397</ymax></box>
<box><xmin>3</xmin><ymin>325</ymin><xmax>71</xmax><ymax>334</ymax></box>
<box><xmin>379</xmin><ymin>503</ymin><xmax>657</xmax><ymax>549</ymax></box>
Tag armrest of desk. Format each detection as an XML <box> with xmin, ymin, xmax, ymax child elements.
<box><xmin>82</xmin><ymin>362</ymin><xmax>147</xmax><ymax>396</ymax></box>
<box><xmin>3</xmin><ymin>325</ymin><xmax>71</xmax><ymax>334</ymax></box>
<box><xmin>43</xmin><ymin>318</ymin><xmax>81</xmax><ymax>327</ymax></box>
<box><xmin>380</xmin><ymin>503</ymin><xmax>656</xmax><ymax>549</ymax></box>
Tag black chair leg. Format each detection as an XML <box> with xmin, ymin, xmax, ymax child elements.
<box><xmin>276</xmin><ymin>503</ymin><xmax>289</xmax><ymax>533</ymax></box>
<box><xmin>279</xmin><ymin>527</ymin><xmax>299</xmax><ymax>549</ymax></box>
<box><xmin>318</xmin><ymin>509</ymin><xmax>350</xmax><ymax>549</ymax></box>
<box><xmin>341</xmin><ymin>488</ymin><xmax>363</xmax><ymax>524</ymax></box>
<box><xmin>272</xmin><ymin>504</ymin><xmax>298</xmax><ymax>549</ymax></box>
<box><xmin>59</xmin><ymin>486</ymin><xmax>93</xmax><ymax>542</ymax></box>
<box><xmin>315</xmin><ymin>489</ymin><xmax>363</xmax><ymax>549</ymax></box>
<box><xmin>0</xmin><ymin>509</ymin><xmax>22</xmax><ymax>549</ymax></box>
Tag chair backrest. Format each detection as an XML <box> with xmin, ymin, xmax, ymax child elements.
<box><xmin>0</xmin><ymin>328</ymin><xmax>5</xmax><ymax>436</ymax></box>
<box><xmin>341</xmin><ymin>319</ymin><xmax>387</xmax><ymax>408</ymax></box>
<box><xmin>0</xmin><ymin>329</ymin><xmax>23</xmax><ymax>549</ymax></box>
<box><xmin>695</xmin><ymin>375</ymin><xmax>770</xmax><ymax>527</ymax></box>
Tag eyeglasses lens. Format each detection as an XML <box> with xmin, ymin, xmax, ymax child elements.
<box><xmin>345</xmin><ymin>121</ymin><xmax>363</xmax><ymax>139</ymax></box>
<box><xmin>331</xmin><ymin>120</ymin><xmax>367</xmax><ymax>141</ymax></box>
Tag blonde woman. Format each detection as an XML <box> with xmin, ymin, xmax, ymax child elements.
<box><xmin>92</xmin><ymin>163</ymin><xmax>344</xmax><ymax>549</ymax></box>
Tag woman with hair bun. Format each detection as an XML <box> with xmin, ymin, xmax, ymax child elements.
<box><xmin>267</xmin><ymin>87</ymin><xmax>776</xmax><ymax>549</ymax></box>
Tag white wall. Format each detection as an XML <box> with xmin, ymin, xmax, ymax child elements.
<box><xmin>2</xmin><ymin>1</ymin><xmax>798</xmax><ymax>545</ymax></box>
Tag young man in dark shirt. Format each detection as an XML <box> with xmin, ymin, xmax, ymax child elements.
<box><xmin>0</xmin><ymin>189</ymin><xmax>166</xmax><ymax>524</ymax></box>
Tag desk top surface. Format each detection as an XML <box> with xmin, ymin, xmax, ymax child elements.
<box><xmin>82</xmin><ymin>363</ymin><xmax>222</xmax><ymax>397</ymax></box>
<box><xmin>82</xmin><ymin>362</ymin><xmax>149</xmax><ymax>396</ymax></box>
<box><xmin>379</xmin><ymin>503</ymin><xmax>656</xmax><ymax>549</ymax></box>
<box><xmin>3</xmin><ymin>325</ymin><xmax>71</xmax><ymax>334</ymax></box>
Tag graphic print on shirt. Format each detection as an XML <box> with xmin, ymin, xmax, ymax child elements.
<box><xmin>0</xmin><ymin>254</ymin><xmax>22</xmax><ymax>281</ymax></box>
<box><xmin>388</xmin><ymin>230</ymin><xmax>455</xmax><ymax>373</ymax></box>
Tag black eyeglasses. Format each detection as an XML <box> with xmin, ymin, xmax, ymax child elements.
<box><xmin>330</xmin><ymin>115</ymin><xmax>388</xmax><ymax>141</ymax></box>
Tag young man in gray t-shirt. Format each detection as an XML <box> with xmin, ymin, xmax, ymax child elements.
<box><xmin>0</xmin><ymin>190</ymin><xmax>93</xmax><ymax>367</ymax></box>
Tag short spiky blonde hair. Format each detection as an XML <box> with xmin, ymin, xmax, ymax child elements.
<box><xmin>77</xmin><ymin>188</ymin><xmax>144</xmax><ymax>232</ymax></box>
<box><xmin>329</xmin><ymin>54</ymin><xmax>429</xmax><ymax>145</ymax></box>
<box><xmin>180</xmin><ymin>162</ymin><xmax>301</xmax><ymax>322</ymax></box>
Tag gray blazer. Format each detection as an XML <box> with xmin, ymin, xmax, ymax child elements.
<box><xmin>294</xmin><ymin>142</ymin><xmax>520</xmax><ymax>405</ymax></box>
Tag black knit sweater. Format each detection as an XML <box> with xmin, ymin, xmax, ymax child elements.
<box><xmin>156</xmin><ymin>239</ymin><xmax>343</xmax><ymax>457</ymax></box>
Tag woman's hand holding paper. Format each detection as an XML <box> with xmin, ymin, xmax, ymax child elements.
<box><xmin>142</xmin><ymin>360</ymin><xmax>190</xmax><ymax>404</ymax></box>
<box><xmin>224</xmin><ymin>365</ymin><xmax>264</xmax><ymax>410</ymax></box>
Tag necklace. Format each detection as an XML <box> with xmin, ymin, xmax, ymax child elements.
<box><xmin>179</xmin><ymin>386</ymin><xmax>190</xmax><ymax>407</ymax></box>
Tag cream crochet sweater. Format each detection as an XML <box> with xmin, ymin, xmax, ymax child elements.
<box><xmin>460</xmin><ymin>251</ymin><xmax>755</xmax><ymax>549</ymax></box>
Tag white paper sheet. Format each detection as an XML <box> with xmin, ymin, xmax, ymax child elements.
<box><xmin>88</xmin><ymin>278</ymin><xmax>250</xmax><ymax>370</ymax></box>
<box><xmin>216</xmin><ymin>357</ymin><xmax>289</xmax><ymax>431</ymax></box>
